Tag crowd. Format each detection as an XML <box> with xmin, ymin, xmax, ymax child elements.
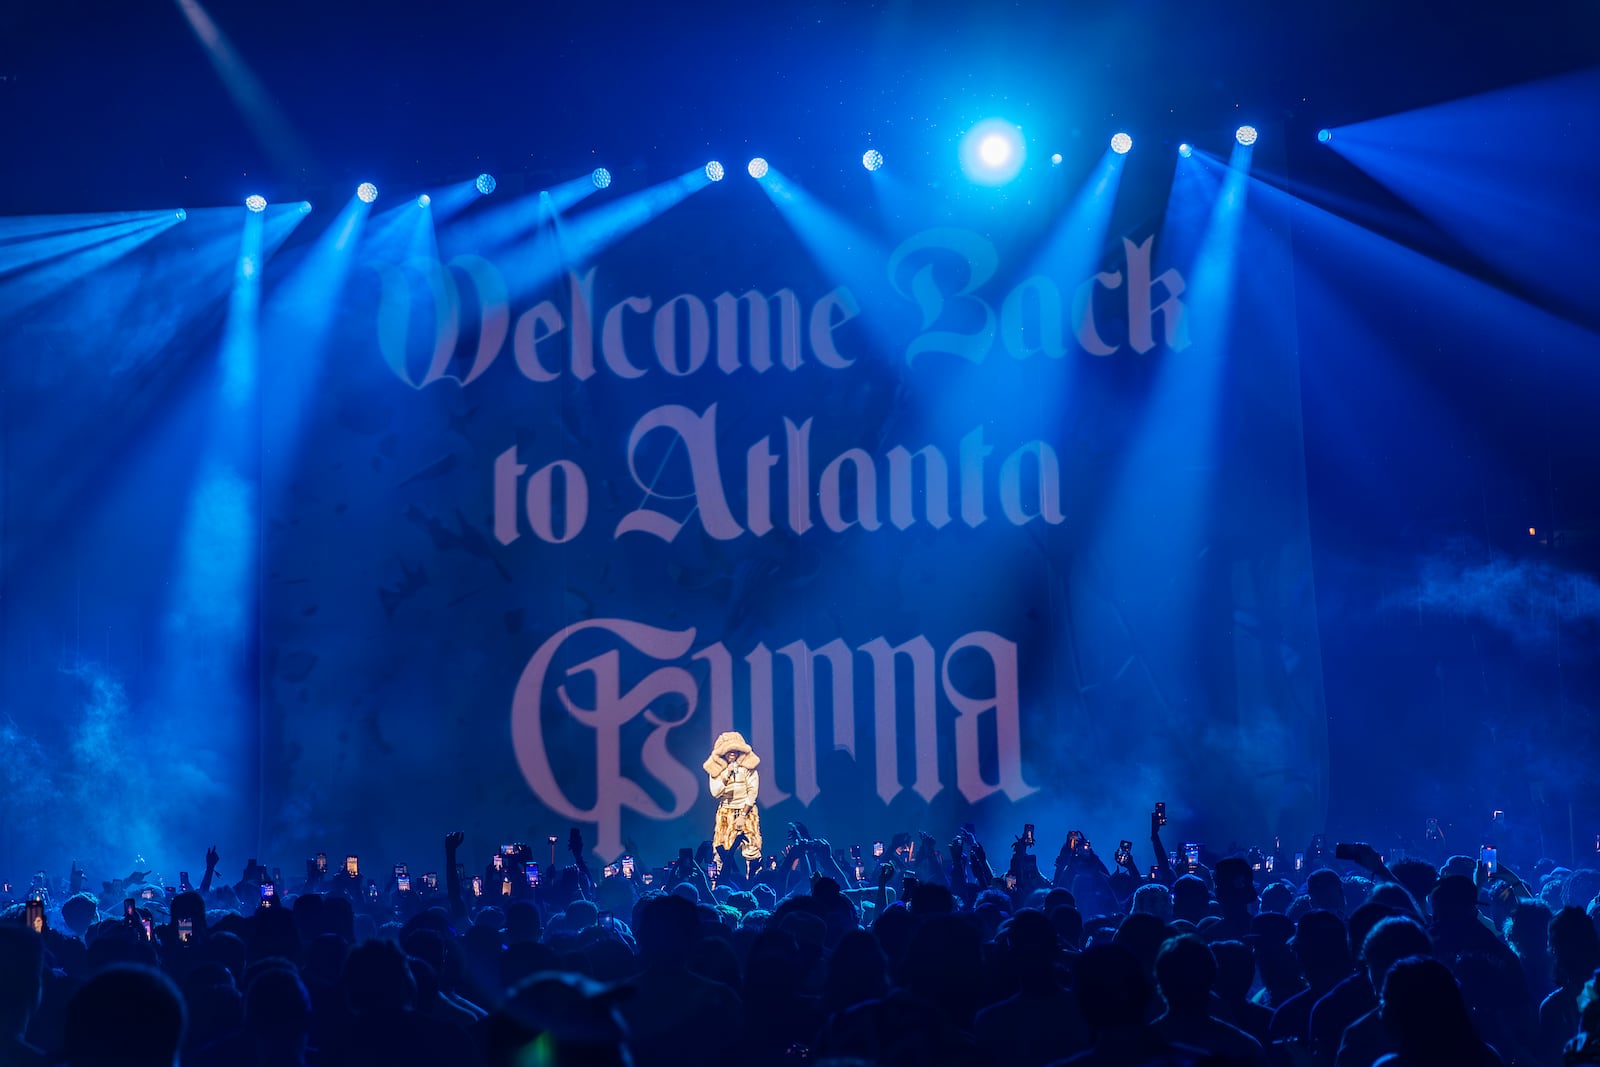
<box><xmin>5</xmin><ymin>812</ymin><xmax>1600</xmax><ymax>1067</ymax></box>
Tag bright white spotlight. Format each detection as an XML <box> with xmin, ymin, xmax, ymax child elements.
<box><xmin>1235</xmin><ymin>125</ymin><xmax>1258</xmax><ymax>146</ymax></box>
<box><xmin>591</xmin><ymin>167</ymin><xmax>612</xmax><ymax>189</ymax></box>
<box><xmin>245</xmin><ymin>195</ymin><xmax>266</xmax><ymax>213</ymax></box>
<box><xmin>299</xmin><ymin>201</ymin><xmax>313</xmax><ymax>214</ymax></box>
<box><xmin>417</xmin><ymin>193</ymin><xmax>431</xmax><ymax>207</ymax></box>
<box><xmin>174</xmin><ymin>209</ymin><xmax>187</xmax><ymax>221</ymax></box>
<box><xmin>959</xmin><ymin>118</ymin><xmax>1025</xmax><ymax>185</ymax></box>
<box><xmin>1317</xmin><ymin>129</ymin><xmax>1332</xmax><ymax>144</ymax></box>
<box><xmin>747</xmin><ymin>157</ymin><xmax>769</xmax><ymax>179</ymax></box>
<box><xmin>862</xmin><ymin>149</ymin><xmax>883</xmax><ymax>172</ymax></box>
<box><xmin>705</xmin><ymin>160</ymin><xmax>725</xmax><ymax>182</ymax></box>
<box><xmin>1050</xmin><ymin>153</ymin><xmax>1063</xmax><ymax>166</ymax></box>
<box><xmin>476</xmin><ymin>173</ymin><xmax>497</xmax><ymax>195</ymax></box>
<box><xmin>1110</xmin><ymin>132</ymin><xmax>1133</xmax><ymax>155</ymax></box>
<box><xmin>357</xmin><ymin>182</ymin><xmax>378</xmax><ymax>203</ymax></box>
<box><xmin>1178</xmin><ymin>143</ymin><xmax>1193</xmax><ymax>158</ymax></box>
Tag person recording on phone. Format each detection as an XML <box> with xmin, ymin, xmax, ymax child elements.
<box><xmin>705</xmin><ymin>732</ymin><xmax>764</xmax><ymax>870</ymax></box>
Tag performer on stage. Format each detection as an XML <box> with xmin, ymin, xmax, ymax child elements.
<box><xmin>705</xmin><ymin>731</ymin><xmax>764</xmax><ymax>863</ymax></box>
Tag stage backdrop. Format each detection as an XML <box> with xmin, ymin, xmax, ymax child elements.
<box><xmin>258</xmin><ymin>154</ymin><xmax>1325</xmax><ymax>867</ymax></box>
<box><xmin>0</xmin><ymin>146</ymin><xmax>1326</xmax><ymax>876</ymax></box>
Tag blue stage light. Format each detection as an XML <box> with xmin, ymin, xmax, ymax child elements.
<box><xmin>705</xmin><ymin>160</ymin><xmax>725</xmax><ymax>182</ymax></box>
<box><xmin>1317</xmin><ymin>128</ymin><xmax>1332</xmax><ymax>144</ymax></box>
<box><xmin>1178</xmin><ymin>143</ymin><xmax>1193</xmax><ymax>158</ymax></box>
<box><xmin>591</xmin><ymin>167</ymin><xmax>612</xmax><ymax>189</ymax></box>
<box><xmin>862</xmin><ymin>149</ymin><xmax>883</xmax><ymax>172</ymax></box>
<box><xmin>245</xmin><ymin>195</ymin><xmax>267</xmax><ymax>213</ymax></box>
<box><xmin>299</xmin><ymin>201</ymin><xmax>313</xmax><ymax>214</ymax></box>
<box><xmin>175</xmin><ymin>209</ymin><xmax>187</xmax><ymax>221</ymax></box>
<box><xmin>1051</xmin><ymin>153</ymin><xmax>1063</xmax><ymax>166</ymax></box>
<box><xmin>1235</xmin><ymin>125</ymin><xmax>1258</xmax><ymax>146</ymax></box>
<box><xmin>1111</xmin><ymin>132</ymin><xmax>1133</xmax><ymax>155</ymax></box>
<box><xmin>476</xmin><ymin>173</ymin><xmax>497</xmax><ymax>195</ymax></box>
<box><xmin>748</xmin><ymin>157</ymin><xmax>769</xmax><ymax>179</ymax></box>
<box><xmin>417</xmin><ymin>194</ymin><xmax>431</xmax><ymax>207</ymax></box>
<box><xmin>959</xmin><ymin>118</ymin><xmax>1026</xmax><ymax>185</ymax></box>
<box><xmin>357</xmin><ymin>182</ymin><xmax>378</xmax><ymax>203</ymax></box>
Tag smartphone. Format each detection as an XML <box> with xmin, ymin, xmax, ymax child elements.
<box><xmin>260</xmin><ymin>882</ymin><xmax>276</xmax><ymax>907</ymax></box>
<box><xmin>493</xmin><ymin>853</ymin><xmax>504</xmax><ymax>871</ymax></box>
<box><xmin>178</xmin><ymin>917</ymin><xmax>194</xmax><ymax>942</ymax></box>
<box><xmin>1479</xmin><ymin>845</ymin><xmax>1498</xmax><ymax>878</ymax></box>
<box><xmin>316</xmin><ymin>853</ymin><xmax>328</xmax><ymax>874</ymax></box>
<box><xmin>471</xmin><ymin>876</ymin><xmax>483</xmax><ymax>897</ymax></box>
<box><xmin>1115</xmin><ymin>841</ymin><xmax>1133</xmax><ymax>865</ymax></box>
<box><xmin>1183</xmin><ymin>843</ymin><xmax>1200</xmax><ymax>867</ymax></box>
<box><xmin>397</xmin><ymin>875</ymin><xmax>411</xmax><ymax>892</ymax></box>
<box><xmin>180</xmin><ymin>871</ymin><xmax>192</xmax><ymax>893</ymax></box>
<box><xmin>642</xmin><ymin>872</ymin><xmax>655</xmax><ymax>886</ymax></box>
<box><xmin>423</xmin><ymin>872</ymin><xmax>437</xmax><ymax>891</ymax></box>
<box><xmin>1068</xmin><ymin>831</ymin><xmax>1084</xmax><ymax>853</ymax></box>
<box><xmin>621</xmin><ymin>855</ymin><xmax>635</xmax><ymax>878</ymax></box>
<box><xmin>1265</xmin><ymin>855</ymin><xmax>1275</xmax><ymax>872</ymax></box>
<box><xmin>123</xmin><ymin>898</ymin><xmax>137</xmax><ymax>924</ymax></box>
<box><xmin>525</xmin><ymin>861</ymin><xmax>539</xmax><ymax>887</ymax></box>
<box><xmin>1334</xmin><ymin>843</ymin><xmax>1358</xmax><ymax>862</ymax></box>
<box><xmin>500</xmin><ymin>877</ymin><xmax>512</xmax><ymax>896</ymax></box>
<box><xmin>873</xmin><ymin>841</ymin><xmax>884</xmax><ymax>858</ymax></box>
<box><xmin>1023</xmin><ymin>824</ymin><xmax>1036</xmax><ymax>848</ymax></box>
<box><xmin>140</xmin><ymin>886</ymin><xmax>156</xmax><ymax>900</ymax></box>
<box><xmin>501</xmin><ymin>844</ymin><xmax>516</xmax><ymax>856</ymax></box>
<box><xmin>1149</xmin><ymin>864</ymin><xmax>1160</xmax><ymax>879</ymax></box>
<box><xmin>1294</xmin><ymin>852</ymin><xmax>1305</xmax><ymax>872</ymax></box>
<box><xmin>367</xmin><ymin>882</ymin><xmax>380</xmax><ymax>902</ymax></box>
<box><xmin>603</xmin><ymin>864</ymin><xmax>618</xmax><ymax>878</ymax></box>
<box><xmin>394</xmin><ymin>864</ymin><xmax>408</xmax><ymax>881</ymax></box>
<box><xmin>1155</xmin><ymin>802</ymin><xmax>1168</xmax><ymax>826</ymax></box>
<box><xmin>1005</xmin><ymin>873</ymin><xmax>1018</xmax><ymax>891</ymax></box>
<box><xmin>678</xmin><ymin>847</ymin><xmax>694</xmax><ymax>872</ymax></box>
<box><xmin>26</xmin><ymin>897</ymin><xmax>45</xmax><ymax>934</ymax></box>
<box><xmin>140</xmin><ymin>916</ymin><xmax>153</xmax><ymax>941</ymax></box>
<box><xmin>346</xmin><ymin>856</ymin><xmax>360</xmax><ymax>877</ymax></box>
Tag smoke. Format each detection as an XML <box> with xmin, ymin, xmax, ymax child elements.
<box><xmin>0</xmin><ymin>659</ymin><xmax>233</xmax><ymax>881</ymax></box>
<box><xmin>1395</xmin><ymin>548</ymin><xmax>1600</xmax><ymax>643</ymax></box>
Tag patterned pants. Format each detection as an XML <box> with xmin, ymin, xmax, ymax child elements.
<box><xmin>714</xmin><ymin>804</ymin><xmax>763</xmax><ymax>860</ymax></box>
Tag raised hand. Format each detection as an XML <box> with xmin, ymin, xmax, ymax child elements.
<box><xmin>567</xmin><ymin>827</ymin><xmax>583</xmax><ymax>857</ymax></box>
<box><xmin>877</xmin><ymin>862</ymin><xmax>896</xmax><ymax>887</ymax></box>
<box><xmin>205</xmin><ymin>846</ymin><xmax>220</xmax><ymax>870</ymax></box>
<box><xmin>445</xmin><ymin>830</ymin><xmax>465</xmax><ymax>853</ymax></box>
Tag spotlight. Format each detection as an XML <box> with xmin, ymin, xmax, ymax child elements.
<box><xmin>357</xmin><ymin>182</ymin><xmax>378</xmax><ymax>203</ymax></box>
<box><xmin>591</xmin><ymin>167</ymin><xmax>612</xmax><ymax>189</ymax></box>
<box><xmin>1235</xmin><ymin>125</ymin><xmax>1258</xmax><ymax>146</ymax></box>
<box><xmin>299</xmin><ymin>201</ymin><xmax>313</xmax><ymax>215</ymax></box>
<box><xmin>1178</xmin><ymin>143</ymin><xmax>1193</xmax><ymax>158</ymax></box>
<box><xmin>747</xmin><ymin>157</ymin><xmax>769</xmax><ymax>179</ymax></box>
<box><xmin>705</xmin><ymin>160</ymin><xmax>725</xmax><ymax>182</ymax></box>
<box><xmin>1317</xmin><ymin>128</ymin><xmax>1332</xmax><ymax>144</ymax></box>
<box><xmin>417</xmin><ymin>194</ymin><xmax>431</xmax><ymax>207</ymax></box>
<box><xmin>476</xmin><ymin>173</ymin><xmax>497</xmax><ymax>195</ymax></box>
<box><xmin>1110</xmin><ymin>132</ymin><xmax>1133</xmax><ymax>155</ymax></box>
<box><xmin>245</xmin><ymin>195</ymin><xmax>267</xmax><ymax>213</ymax></box>
<box><xmin>1050</xmin><ymin>153</ymin><xmax>1063</xmax><ymax>166</ymax></box>
<box><xmin>959</xmin><ymin>118</ymin><xmax>1025</xmax><ymax>185</ymax></box>
<box><xmin>862</xmin><ymin>149</ymin><xmax>883</xmax><ymax>172</ymax></box>
<box><xmin>174</xmin><ymin>209</ymin><xmax>187</xmax><ymax>221</ymax></box>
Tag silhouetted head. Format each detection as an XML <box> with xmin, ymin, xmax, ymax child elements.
<box><xmin>1210</xmin><ymin>940</ymin><xmax>1256</xmax><ymax>1003</ymax></box>
<box><xmin>1171</xmin><ymin>875</ymin><xmax>1211</xmax><ymax>923</ymax></box>
<box><xmin>63</xmin><ymin>964</ymin><xmax>186</xmax><ymax>1067</ymax></box>
<box><xmin>1348</xmin><ymin>901</ymin><xmax>1398</xmax><ymax>960</ymax></box>
<box><xmin>1074</xmin><ymin>944</ymin><xmax>1153</xmax><ymax>1031</ymax></box>
<box><xmin>1307</xmin><ymin>869</ymin><xmax>1343</xmax><ymax>912</ymax></box>
<box><xmin>342</xmin><ymin>939</ymin><xmax>415</xmax><ymax>1016</ymax></box>
<box><xmin>61</xmin><ymin>892</ymin><xmax>100</xmax><ymax>937</ymax></box>
<box><xmin>0</xmin><ymin>924</ymin><xmax>43</xmax><ymax>1031</ymax></box>
<box><xmin>1132</xmin><ymin>883</ymin><xmax>1173</xmax><ymax>922</ymax></box>
<box><xmin>1114</xmin><ymin>911</ymin><xmax>1174</xmax><ymax>978</ymax></box>
<box><xmin>1429</xmin><ymin>876</ymin><xmax>1481</xmax><ymax>924</ymax></box>
<box><xmin>1155</xmin><ymin>935</ymin><xmax>1217</xmax><ymax>1014</ymax></box>
<box><xmin>1362</xmin><ymin>916</ymin><xmax>1433</xmax><ymax>991</ymax></box>
<box><xmin>1390</xmin><ymin>859</ymin><xmax>1439</xmax><ymax>913</ymax></box>
<box><xmin>245</xmin><ymin>966</ymin><xmax>310</xmax><ymax>1043</ymax></box>
<box><xmin>635</xmin><ymin>892</ymin><xmax>699</xmax><ymax>970</ymax></box>
<box><xmin>1213</xmin><ymin>858</ymin><xmax>1257</xmax><ymax>911</ymax></box>
<box><xmin>1551</xmin><ymin>906</ymin><xmax>1600</xmax><ymax>984</ymax></box>
<box><xmin>1292</xmin><ymin>909</ymin><xmax>1353</xmax><ymax>983</ymax></box>
<box><xmin>1380</xmin><ymin>955</ymin><xmax>1480</xmax><ymax>1058</ymax></box>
